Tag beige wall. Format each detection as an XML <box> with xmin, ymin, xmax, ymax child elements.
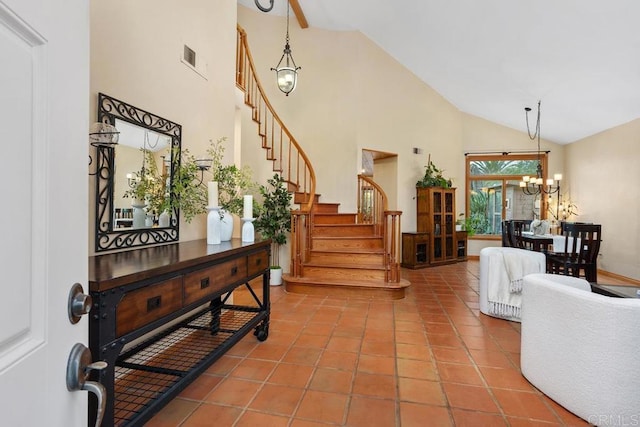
<box><xmin>566</xmin><ymin>119</ymin><xmax>640</xmax><ymax>280</ymax></box>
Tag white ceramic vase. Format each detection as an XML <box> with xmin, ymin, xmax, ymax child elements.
<box><xmin>220</xmin><ymin>209</ymin><xmax>234</xmax><ymax>241</ymax></box>
<box><xmin>158</xmin><ymin>210</ymin><xmax>170</xmax><ymax>227</ymax></box>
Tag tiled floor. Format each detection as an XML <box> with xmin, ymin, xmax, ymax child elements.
<box><xmin>145</xmin><ymin>261</ymin><xmax>594</xmax><ymax>426</ymax></box>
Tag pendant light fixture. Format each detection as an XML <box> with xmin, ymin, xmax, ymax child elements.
<box><xmin>519</xmin><ymin>100</ymin><xmax>562</xmax><ymax>196</ymax></box>
<box><xmin>270</xmin><ymin>3</ymin><xmax>301</xmax><ymax>96</ymax></box>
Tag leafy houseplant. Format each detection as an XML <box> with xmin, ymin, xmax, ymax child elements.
<box><xmin>457</xmin><ymin>213</ymin><xmax>476</xmax><ymax>237</ymax></box>
<box><xmin>254</xmin><ymin>174</ymin><xmax>292</xmax><ymax>272</ymax></box>
<box><xmin>416</xmin><ymin>155</ymin><xmax>452</xmax><ymax>188</ymax></box>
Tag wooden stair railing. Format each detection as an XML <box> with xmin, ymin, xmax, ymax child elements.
<box><xmin>357</xmin><ymin>175</ymin><xmax>401</xmax><ymax>283</ymax></box>
<box><xmin>236</xmin><ymin>26</ymin><xmax>401</xmax><ymax>285</ymax></box>
<box><xmin>236</xmin><ymin>25</ymin><xmax>315</xmax><ymax>273</ymax></box>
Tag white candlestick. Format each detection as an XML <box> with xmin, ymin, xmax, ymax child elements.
<box><xmin>208</xmin><ymin>181</ymin><xmax>218</xmax><ymax>208</ymax></box>
<box><xmin>243</xmin><ymin>195</ymin><xmax>253</xmax><ymax>219</ymax></box>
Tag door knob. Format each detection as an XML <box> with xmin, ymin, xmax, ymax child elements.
<box><xmin>66</xmin><ymin>343</ymin><xmax>108</xmax><ymax>427</ymax></box>
<box><xmin>68</xmin><ymin>283</ymin><xmax>92</xmax><ymax>324</ymax></box>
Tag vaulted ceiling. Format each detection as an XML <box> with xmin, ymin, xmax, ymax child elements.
<box><xmin>239</xmin><ymin>0</ymin><xmax>640</xmax><ymax>144</ymax></box>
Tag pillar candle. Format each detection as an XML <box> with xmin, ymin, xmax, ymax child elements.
<box><xmin>243</xmin><ymin>195</ymin><xmax>253</xmax><ymax>219</ymax></box>
<box><xmin>208</xmin><ymin>181</ymin><xmax>218</xmax><ymax>208</ymax></box>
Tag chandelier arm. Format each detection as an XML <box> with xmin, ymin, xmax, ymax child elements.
<box><xmin>255</xmin><ymin>0</ymin><xmax>275</xmax><ymax>13</ymax></box>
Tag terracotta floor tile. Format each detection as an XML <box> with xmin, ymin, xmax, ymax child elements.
<box><xmin>398</xmin><ymin>377</ymin><xmax>446</xmax><ymax>406</ymax></box>
<box><xmin>179</xmin><ymin>402</ymin><xmax>242</xmax><ymax>427</ymax></box>
<box><xmin>442</xmin><ymin>382</ymin><xmax>500</xmax><ymax>413</ymax></box>
<box><xmin>295</xmin><ymin>390</ymin><xmax>348</xmax><ymax>424</ymax></box>
<box><xmin>346</xmin><ymin>396</ymin><xmax>397</xmax><ymax>427</ymax></box>
<box><xmin>352</xmin><ymin>371</ymin><xmax>396</xmax><ymax>398</ymax></box>
<box><xmin>294</xmin><ymin>333</ymin><xmax>329</xmax><ymax>349</ymax></box>
<box><xmin>145</xmin><ymin>261</ymin><xmax>581</xmax><ymax>427</ymax></box>
<box><xmin>234</xmin><ymin>410</ymin><xmax>290</xmax><ymax>427</ymax></box>
<box><xmin>437</xmin><ymin>362</ymin><xmax>484</xmax><ymax>386</ymax></box>
<box><xmin>205</xmin><ymin>355</ymin><xmax>242</xmax><ymax>375</ymax></box>
<box><xmin>396</xmin><ymin>342</ymin><xmax>432</xmax><ymax>360</ymax></box>
<box><xmin>145</xmin><ymin>398</ymin><xmax>199</xmax><ymax>427</ymax></box>
<box><xmin>317</xmin><ymin>349</ymin><xmax>358</xmax><ymax>371</ymax></box>
<box><xmin>400</xmin><ymin>401</ymin><xmax>453</xmax><ymax>427</ymax></box>
<box><xmin>282</xmin><ymin>346</ymin><xmax>322</xmax><ymax>365</ymax></box>
<box><xmin>204</xmin><ymin>377</ymin><xmax>262</xmax><ymax>407</ymax></box>
<box><xmin>395</xmin><ymin>330</ymin><xmax>428</xmax><ymax>345</ymax></box>
<box><xmin>431</xmin><ymin>346</ymin><xmax>472</xmax><ymax>364</ymax></box>
<box><xmin>248</xmin><ymin>383</ymin><xmax>304</xmax><ymax>415</ymax></box>
<box><xmin>325</xmin><ymin>335</ymin><xmax>362</xmax><ymax>353</ymax></box>
<box><xmin>309</xmin><ymin>367</ymin><xmax>353</xmax><ymax>394</ymax></box>
<box><xmin>247</xmin><ymin>342</ymin><xmax>290</xmax><ymax>361</ymax></box>
<box><xmin>267</xmin><ymin>363</ymin><xmax>314</xmax><ymax>388</ymax></box>
<box><xmin>357</xmin><ymin>353</ymin><xmax>396</xmax><ymax>375</ymax></box>
<box><xmin>230</xmin><ymin>358</ymin><xmax>277</xmax><ymax>381</ymax></box>
<box><xmin>451</xmin><ymin>408</ymin><xmax>508</xmax><ymax>426</ymax></box>
<box><xmin>468</xmin><ymin>348</ymin><xmax>515</xmax><ymax>368</ymax></box>
<box><xmin>479</xmin><ymin>366</ymin><xmax>536</xmax><ymax>391</ymax></box>
<box><xmin>178</xmin><ymin>373</ymin><xmax>223</xmax><ymax>400</ymax></box>
<box><xmin>397</xmin><ymin>358</ymin><xmax>438</xmax><ymax>381</ymax></box>
<box><xmin>492</xmin><ymin>388</ymin><xmax>560</xmax><ymax>422</ymax></box>
<box><xmin>360</xmin><ymin>339</ymin><xmax>395</xmax><ymax>357</ymax></box>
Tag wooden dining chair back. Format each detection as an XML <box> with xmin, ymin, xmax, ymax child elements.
<box><xmin>510</xmin><ymin>220</ymin><xmax>532</xmax><ymax>249</ymax></box>
<box><xmin>502</xmin><ymin>220</ymin><xmax>513</xmax><ymax>247</ymax></box>
<box><xmin>547</xmin><ymin>223</ymin><xmax>602</xmax><ymax>282</ymax></box>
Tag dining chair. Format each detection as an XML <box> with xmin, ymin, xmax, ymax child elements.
<box><xmin>501</xmin><ymin>220</ymin><xmax>513</xmax><ymax>247</ymax></box>
<box><xmin>546</xmin><ymin>223</ymin><xmax>601</xmax><ymax>282</ymax></box>
<box><xmin>510</xmin><ymin>220</ymin><xmax>532</xmax><ymax>249</ymax></box>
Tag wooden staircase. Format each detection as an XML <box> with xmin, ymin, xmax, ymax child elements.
<box><xmin>236</xmin><ymin>26</ymin><xmax>409</xmax><ymax>299</ymax></box>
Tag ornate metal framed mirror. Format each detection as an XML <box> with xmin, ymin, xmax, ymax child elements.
<box><xmin>93</xmin><ymin>93</ymin><xmax>181</xmax><ymax>252</ymax></box>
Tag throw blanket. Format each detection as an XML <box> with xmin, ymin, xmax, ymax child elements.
<box><xmin>487</xmin><ymin>251</ymin><xmax>542</xmax><ymax>319</ymax></box>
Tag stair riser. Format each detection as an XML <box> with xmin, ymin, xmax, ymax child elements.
<box><xmin>302</xmin><ymin>266</ymin><xmax>386</xmax><ymax>281</ymax></box>
<box><xmin>308</xmin><ymin>252</ymin><xmax>384</xmax><ymax>265</ymax></box>
<box><xmin>313</xmin><ymin>214</ymin><xmax>357</xmax><ymax>225</ymax></box>
<box><xmin>312</xmin><ymin>239</ymin><xmax>384</xmax><ymax>251</ymax></box>
<box><xmin>312</xmin><ymin>204</ymin><xmax>340</xmax><ymax>213</ymax></box>
<box><xmin>312</xmin><ymin>225</ymin><xmax>377</xmax><ymax>237</ymax></box>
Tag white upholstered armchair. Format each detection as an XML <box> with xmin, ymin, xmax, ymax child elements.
<box><xmin>521</xmin><ymin>273</ymin><xmax>640</xmax><ymax>425</ymax></box>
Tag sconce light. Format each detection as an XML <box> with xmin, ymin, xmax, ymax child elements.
<box><xmin>194</xmin><ymin>158</ymin><xmax>212</xmax><ymax>185</ymax></box>
<box><xmin>271</xmin><ymin>3</ymin><xmax>301</xmax><ymax>96</ymax></box>
<box><xmin>88</xmin><ymin>120</ymin><xmax>119</xmax><ymax>176</ymax></box>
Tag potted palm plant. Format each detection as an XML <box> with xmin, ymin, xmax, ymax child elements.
<box><xmin>254</xmin><ymin>173</ymin><xmax>292</xmax><ymax>286</ymax></box>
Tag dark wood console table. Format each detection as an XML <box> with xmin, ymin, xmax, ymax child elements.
<box><xmin>88</xmin><ymin>238</ymin><xmax>271</xmax><ymax>426</ymax></box>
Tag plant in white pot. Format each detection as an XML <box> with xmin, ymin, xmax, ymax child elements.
<box><xmin>254</xmin><ymin>174</ymin><xmax>292</xmax><ymax>286</ymax></box>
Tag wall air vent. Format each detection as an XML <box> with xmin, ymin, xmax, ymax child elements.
<box><xmin>183</xmin><ymin>45</ymin><xmax>196</xmax><ymax>67</ymax></box>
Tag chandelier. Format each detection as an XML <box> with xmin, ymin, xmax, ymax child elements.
<box><xmin>519</xmin><ymin>100</ymin><xmax>561</xmax><ymax>195</ymax></box>
<box><xmin>270</xmin><ymin>3</ymin><xmax>301</xmax><ymax>95</ymax></box>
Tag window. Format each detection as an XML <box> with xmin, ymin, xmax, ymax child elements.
<box><xmin>465</xmin><ymin>154</ymin><xmax>549</xmax><ymax>237</ymax></box>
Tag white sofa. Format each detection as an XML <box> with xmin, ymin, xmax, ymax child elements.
<box><xmin>479</xmin><ymin>247</ymin><xmax>546</xmax><ymax>321</ymax></box>
<box><xmin>521</xmin><ymin>273</ymin><xmax>640</xmax><ymax>426</ymax></box>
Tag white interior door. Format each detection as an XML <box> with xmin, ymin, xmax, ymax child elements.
<box><xmin>0</xmin><ymin>0</ymin><xmax>89</xmax><ymax>426</ymax></box>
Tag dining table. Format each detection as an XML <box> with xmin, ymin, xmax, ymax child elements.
<box><xmin>519</xmin><ymin>232</ymin><xmax>580</xmax><ymax>254</ymax></box>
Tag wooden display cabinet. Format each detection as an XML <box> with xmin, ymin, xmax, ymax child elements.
<box><xmin>416</xmin><ymin>187</ymin><xmax>466</xmax><ymax>266</ymax></box>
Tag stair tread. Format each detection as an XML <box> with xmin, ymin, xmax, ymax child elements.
<box><xmin>283</xmin><ymin>275</ymin><xmax>410</xmax><ymax>289</ymax></box>
<box><xmin>313</xmin><ymin>236</ymin><xmax>382</xmax><ymax>240</ymax></box>
<box><xmin>304</xmin><ymin>261</ymin><xmax>386</xmax><ymax>270</ymax></box>
<box><xmin>311</xmin><ymin>248</ymin><xmax>384</xmax><ymax>254</ymax></box>
<box><xmin>314</xmin><ymin>223</ymin><xmax>372</xmax><ymax>227</ymax></box>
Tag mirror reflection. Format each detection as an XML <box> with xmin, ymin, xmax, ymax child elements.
<box><xmin>113</xmin><ymin>120</ymin><xmax>172</xmax><ymax>229</ymax></box>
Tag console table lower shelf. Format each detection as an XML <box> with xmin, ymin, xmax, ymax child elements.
<box><xmin>88</xmin><ymin>239</ymin><xmax>271</xmax><ymax>427</ymax></box>
<box><xmin>113</xmin><ymin>302</ymin><xmax>267</xmax><ymax>425</ymax></box>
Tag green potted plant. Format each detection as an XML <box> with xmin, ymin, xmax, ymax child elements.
<box><xmin>254</xmin><ymin>173</ymin><xmax>292</xmax><ymax>286</ymax></box>
<box><xmin>457</xmin><ymin>213</ymin><xmax>476</xmax><ymax>237</ymax></box>
<box><xmin>416</xmin><ymin>155</ymin><xmax>451</xmax><ymax>188</ymax></box>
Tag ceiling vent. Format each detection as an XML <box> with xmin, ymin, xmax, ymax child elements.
<box><xmin>183</xmin><ymin>45</ymin><xmax>196</xmax><ymax>67</ymax></box>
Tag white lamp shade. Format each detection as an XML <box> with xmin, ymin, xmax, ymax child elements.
<box><xmin>276</xmin><ymin>67</ymin><xmax>297</xmax><ymax>94</ymax></box>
